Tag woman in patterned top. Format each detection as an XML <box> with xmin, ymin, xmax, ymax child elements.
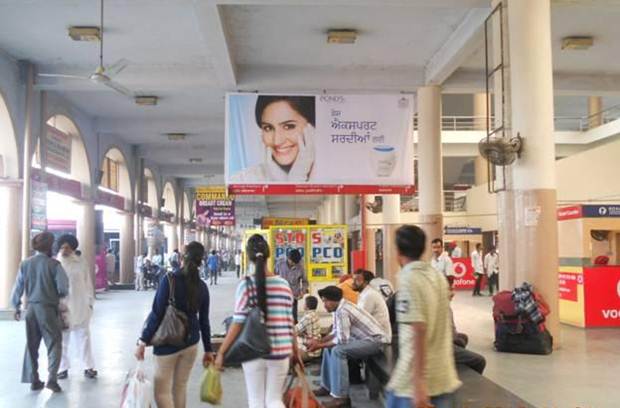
<box><xmin>215</xmin><ymin>234</ymin><xmax>301</xmax><ymax>408</ymax></box>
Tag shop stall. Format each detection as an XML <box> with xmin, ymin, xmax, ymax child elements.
<box><xmin>444</xmin><ymin>226</ymin><xmax>483</xmax><ymax>290</ymax></box>
<box><xmin>558</xmin><ymin>204</ymin><xmax>620</xmax><ymax>327</ymax></box>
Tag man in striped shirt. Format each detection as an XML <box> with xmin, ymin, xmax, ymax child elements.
<box><xmin>309</xmin><ymin>286</ymin><xmax>388</xmax><ymax>408</ymax></box>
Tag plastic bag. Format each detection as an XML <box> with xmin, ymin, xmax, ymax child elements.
<box><xmin>120</xmin><ymin>361</ymin><xmax>154</xmax><ymax>408</ymax></box>
<box><xmin>200</xmin><ymin>364</ymin><xmax>222</xmax><ymax>405</ymax></box>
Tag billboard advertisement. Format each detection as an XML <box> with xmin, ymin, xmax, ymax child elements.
<box><xmin>46</xmin><ymin>125</ymin><xmax>72</xmax><ymax>174</ymax></box>
<box><xmin>195</xmin><ymin>186</ymin><xmax>235</xmax><ymax>227</ymax></box>
<box><xmin>226</xmin><ymin>93</ymin><xmax>414</xmax><ymax>194</ymax></box>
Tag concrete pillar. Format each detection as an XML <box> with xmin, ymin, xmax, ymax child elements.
<box><xmin>417</xmin><ymin>85</ymin><xmax>444</xmax><ymax>258</ymax></box>
<box><xmin>169</xmin><ymin>223</ymin><xmax>179</xmax><ymax>253</ymax></box>
<box><xmin>344</xmin><ymin>195</ymin><xmax>358</xmax><ymax>223</ymax></box>
<box><xmin>381</xmin><ymin>195</ymin><xmax>401</xmax><ymax>283</ymax></box>
<box><xmin>507</xmin><ymin>0</ymin><xmax>559</xmax><ymax>340</ymax></box>
<box><xmin>588</xmin><ymin>96</ymin><xmax>603</xmax><ymax>129</ymax></box>
<box><xmin>119</xmin><ymin>211</ymin><xmax>134</xmax><ymax>284</ymax></box>
<box><xmin>473</xmin><ymin>93</ymin><xmax>488</xmax><ymax>131</ymax></box>
<box><xmin>317</xmin><ymin>203</ymin><xmax>325</xmax><ymax>224</ymax></box>
<box><xmin>76</xmin><ymin>201</ymin><xmax>96</xmax><ymax>292</ymax></box>
<box><xmin>21</xmin><ymin>65</ymin><xmax>35</xmax><ymax>260</ymax></box>
<box><xmin>0</xmin><ymin>184</ymin><xmax>22</xmax><ymax>308</ymax></box>
<box><xmin>474</xmin><ymin>156</ymin><xmax>488</xmax><ymax>186</ymax></box>
<box><xmin>333</xmin><ymin>195</ymin><xmax>344</xmax><ymax>224</ymax></box>
<box><xmin>323</xmin><ymin>200</ymin><xmax>332</xmax><ymax>224</ymax></box>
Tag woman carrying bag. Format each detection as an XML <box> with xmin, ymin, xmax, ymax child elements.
<box><xmin>135</xmin><ymin>241</ymin><xmax>214</xmax><ymax>408</ymax></box>
<box><xmin>215</xmin><ymin>234</ymin><xmax>301</xmax><ymax>408</ymax></box>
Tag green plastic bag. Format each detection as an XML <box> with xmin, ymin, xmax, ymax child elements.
<box><xmin>200</xmin><ymin>365</ymin><xmax>222</xmax><ymax>405</ymax></box>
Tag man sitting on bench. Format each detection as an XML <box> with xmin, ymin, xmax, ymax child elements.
<box><xmin>309</xmin><ymin>286</ymin><xmax>389</xmax><ymax>408</ymax></box>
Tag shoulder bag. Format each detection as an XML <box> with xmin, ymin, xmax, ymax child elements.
<box><xmin>224</xmin><ymin>277</ymin><xmax>271</xmax><ymax>365</ymax></box>
<box><xmin>150</xmin><ymin>273</ymin><xmax>189</xmax><ymax>347</ymax></box>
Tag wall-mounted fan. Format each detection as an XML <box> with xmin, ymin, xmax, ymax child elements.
<box><xmin>478</xmin><ymin>134</ymin><xmax>523</xmax><ymax>166</ymax></box>
<box><xmin>37</xmin><ymin>0</ymin><xmax>132</xmax><ymax>98</ymax></box>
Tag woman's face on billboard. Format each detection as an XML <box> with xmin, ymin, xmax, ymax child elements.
<box><xmin>259</xmin><ymin>100</ymin><xmax>308</xmax><ymax>166</ymax></box>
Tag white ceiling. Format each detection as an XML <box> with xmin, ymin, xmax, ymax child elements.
<box><xmin>1</xmin><ymin>0</ymin><xmax>620</xmax><ymax>216</ymax></box>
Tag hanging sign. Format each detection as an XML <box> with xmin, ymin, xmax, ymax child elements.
<box><xmin>270</xmin><ymin>226</ymin><xmax>308</xmax><ymax>264</ymax></box>
<box><xmin>46</xmin><ymin>125</ymin><xmax>72</xmax><ymax>174</ymax></box>
<box><xmin>226</xmin><ymin>93</ymin><xmax>414</xmax><ymax>194</ymax></box>
<box><xmin>195</xmin><ymin>186</ymin><xmax>235</xmax><ymax>227</ymax></box>
<box><xmin>262</xmin><ymin>217</ymin><xmax>309</xmax><ymax>229</ymax></box>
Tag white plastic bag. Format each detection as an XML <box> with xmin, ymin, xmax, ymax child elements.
<box><xmin>120</xmin><ymin>361</ymin><xmax>154</xmax><ymax>408</ymax></box>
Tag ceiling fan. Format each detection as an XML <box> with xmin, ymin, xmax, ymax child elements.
<box><xmin>37</xmin><ymin>0</ymin><xmax>133</xmax><ymax>98</ymax></box>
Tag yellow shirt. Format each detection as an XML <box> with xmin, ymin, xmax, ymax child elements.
<box><xmin>387</xmin><ymin>261</ymin><xmax>461</xmax><ymax>398</ymax></box>
<box><xmin>337</xmin><ymin>278</ymin><xmax>359</xmax><ymax>304</ymax></box>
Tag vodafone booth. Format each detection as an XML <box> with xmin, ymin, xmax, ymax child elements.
<box><xmin>444</xmin><ymin>227</ymin><xmax>483</xmax><ymax>290</ymax></box>
<box><xmin>557</xmin><ymin>205</ymin><xmax>620</xmax><ymax>328</ymax></box>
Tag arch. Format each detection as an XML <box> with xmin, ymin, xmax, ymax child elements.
<box><xmin>0</xmin><ymin>90</ymin><xmax>19</xmax><ymax>179</ymax></box>
<box><xmin>143</xmin><ymin>167</ymin><xmax>159</xmax><ymax>211</ymax></box>
<box><xmin>100</xmin><ymin>146</ymin><xmax>132</xmax><ymax>200</ymax></box>
<box><xmin>42</xmin><ymin>114</ymin><xmax>92</xmax><ymax>186</ymax></box>
<box><xmin>161</xmin><ymin>181</ymin><xmax>178</xmax><ymax>217</ymax></box>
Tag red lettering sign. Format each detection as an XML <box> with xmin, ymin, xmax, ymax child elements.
<box><xmin>583</xmin><ymin>266</ymin><xmax>620</xmax><ymax>327</ymax></box>
<box><xmin>557</xmin><ymin>205</ymin><xmax>583</xmax><ymax>221</ymax></box>
<box><xmin>451</xmin><ymin>258</ymin><xmax>477</xmax><ymax>290</ymax></box>
<box><xmin>558</xmin><ymin>272</ymin><xmax>579</xmax><ymax>301</ymax></box>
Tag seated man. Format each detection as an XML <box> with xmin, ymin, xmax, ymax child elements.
<box><xmin>296</xmin><ymin>295</ymin><xmax>322</xmax><ymax>361</ymax></box>
<box><xmin>352</xmin><ymin>269</ymin><xmax>392</xmax><ymax>343</ymax></box>
<box><xmin>310</xmin><ymin>286</ymin><xmax>389</xmax><ymax>408</ymax></box>
<box><xmin>449</xmin><ymin>281</ymin><xmax>486</xmax><ymax>374</ymax></box>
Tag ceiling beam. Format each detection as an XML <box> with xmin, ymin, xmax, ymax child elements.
<box><xmin>95</xmin><ymin>117</ymin><xmax>223</xmax><ymax>135</ymax></box>
<box><xmin>424</xmin><ymin>8</ymin><xmax>490</xmax><ymax>85</ymax></box>
<box><xmin>159</xmin><ymin>163</ymin><xmax>223</xmax><ymax>177</ymax></box>
<box><xmin>193</xmin><ymin>1</ymin><xmax>238</xmax><ymax>89</ymax></box>
<box><xmin>444</xmin><ymin>69</ymin><xmax>620</xmax><ymax>96</ymax></box>
<box><xmin>209</xmin><ymin>0</ymin><xmax>488</xmax><ymax>7</ymax></box>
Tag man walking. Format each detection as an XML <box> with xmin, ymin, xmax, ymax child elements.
<box><xmin>484</xmin><ymin>246</ymin><xmax>500</xmax><ymax>295</ymax></box>
<box><xmin>471</xmin><ymin>243</ymin><xmax>484</xmax><ymax>296</ymax></box>
<box><xmin>11</xmin><ymin>232</ymin><xmax>69</xmax><ymax>393</ymax></box>
<box><xmin>386</xmin><ymin>225</ymin><xmax>461</xmax><ymax>408</ymax></box>
<box><xmin>207</xmin><ymin>250</ymin><xmax>219</xmax><ymax>285</ymax></box>
<box><xmin>274</xmin><ymin>249</ymin><xmax>308</xmax><ymax>323</ymax></box>
<box><xmin>234</xmin><ymin>250</ymin><xmax>242</xmax><ymax>278</ymax></box>
<box><xmin>310</xmin><ymin>286</ymin><xmax>388</xmax><ymax>408</ymax></box>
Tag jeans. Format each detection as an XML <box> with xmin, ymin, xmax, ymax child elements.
<box><xmin>153</xmin><ymin>344</ymin><xmax>198</xmax><ymax>408</ymax></box>
<box><xmin>242</xmin><ymin>358</ymin><xmax>290</xmax><ymax>408</ymax></box>
<box><xmin>385</xmin><ymin>391</ymin><xmax>455</xmax><ymax>408</ymax></box>
<box><xmin>321</xmin><ymin>338</ymin><xmax>384</xmax><ymax>398</ymax></box>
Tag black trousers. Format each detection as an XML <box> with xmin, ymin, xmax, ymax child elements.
<box><xmin>473</xmin><ymin>273</ymin><xmax>483</xmax><ymax>295</ymax></box>
<box><xmin>489</xmin><ymin>272</ymin><xmax>499</xmax><ymax>295</ymax></box>
<box><xmin>292</xmin><ymin>298</ymin><xmax>298</xmax><ymax>324</ymax></box>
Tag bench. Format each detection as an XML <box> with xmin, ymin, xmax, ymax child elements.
<box><xmin>365</xmin><ymin>342</ymin><xmax>535</xmax><ymax>407</ymax></box>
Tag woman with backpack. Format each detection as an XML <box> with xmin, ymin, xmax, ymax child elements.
<box><xmin>214</xmin><ymin>234</ymin><xmax>301</xmax><ymax>408</ymax></box>
<box><xmin>135</xmin><ymin>241</ymin><xmax>214</xmax><ymax>408</ymax></box>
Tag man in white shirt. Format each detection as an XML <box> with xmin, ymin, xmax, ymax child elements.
<box><xmin>451</xmin><ymin>244</ymin><xmax>462</xmax><ymax>258</ymax></box>
<box><xmin>431</xmin><ymin>238</ymin><xmax>454</xmax><ymax>285</ymax></box>
<box><xmin>484</xmin><ymin>246</ymin><xmax>500</xmax><ymax>295</ymax></box>
<box><xmin>471</xmin><ymin>243</ymin><xmax>484</xmax><ymax>296</ymax></box>
<box><xmin>352</xmin><ymin>269</ymin><xmax>392</xmax><ymax>343</ymax></box>
<box><xmin>234</xmin><ymin>250</ymin><xmax>242</xmax><ymax>278</ymax></box>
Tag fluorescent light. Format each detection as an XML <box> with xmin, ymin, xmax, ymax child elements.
<box><xmin>561</xmin><ymin>36</ymin><xmax>594</xmax><ymax>50</ymax></box>
<box><xmin>167</xmin><ymin>133</ymin><xmax>186</xmax><ymax>141</ymax></box>
<box><xmin>135</xmin><ymin>96</ymin><xmax>158</xmax><ymax>106</ymax></box>
<box><xmin>189</xmin><ymin>158</ymin><xmax>203</xmax><ymax>163</ymax></box>
<box><xmin>327</xmin><ymin>29</ymin><xmax>357</xmax><ymax>44</ymax></box>
<box><xmin>68</xmin><ymin>26</ymin><xmax>101</xmax><ymax>42</ymax></box>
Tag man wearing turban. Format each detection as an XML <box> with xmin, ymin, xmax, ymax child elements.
<box><xmin>11</xmin><ymin>232</ymin><xmax>69</xmax><ymax>393</ymax></box>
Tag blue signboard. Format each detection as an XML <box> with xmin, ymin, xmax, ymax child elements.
<box><xmin>582</xmin><ymin>205</ymin><xmax>620</xmax><ymax>218</ymax></box>
<box><xmin>444</xmin><ymin>227</ymin><xmax>482</xmax><ymax>235</ymax></box>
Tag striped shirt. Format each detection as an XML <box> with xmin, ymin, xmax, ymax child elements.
<box><xmin>332</xmin><ymin>300</ymin><xmax>389</xmax><ymax>345</ymax></box>
<box><xmin>296</xmin><ymin>310</ymin><xmax>322</xmax><ymax>358</ymax></box>
<box><xmin>233</xmin><ymin>275</ymin><xmax>294</xmax><ymax>360</ymax></box>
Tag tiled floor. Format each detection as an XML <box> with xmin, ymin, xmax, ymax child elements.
<box><xmin>1</xmin><ymin>272</ymin><xmax>618</xmax><ymax>407</ymax></box>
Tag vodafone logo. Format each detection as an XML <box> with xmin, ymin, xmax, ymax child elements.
<box><xmin>617</xmin><ymin>280</ymin><xmax>620</xmax><ymax>298</ymax></box>
<box><xmin>453</xmin><ymin>262</ymin><xmax>467</xmax><ymax>278</ymax></box>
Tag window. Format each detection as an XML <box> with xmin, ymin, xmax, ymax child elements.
<box><xmin>101</xmin><ymin>156</ymin><xmax>119</xmax><ymax>192</ymax></box>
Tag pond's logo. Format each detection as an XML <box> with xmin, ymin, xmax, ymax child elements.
<box><xmin>319</xmin><ymin>95</ymin><xmax>345</xmax><ymax>103</ymax></box>
<box><xmin>599</xmin><ymin>206</ymin><xmax>608</xmax><ymax>216</ymax></box>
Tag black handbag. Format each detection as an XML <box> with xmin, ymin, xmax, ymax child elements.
<box><xmin>150</xmin><ymin>273</ymin><xmax>189</xmax><ymax>347</ymax></box>
<box><xmin>224</xmin><ymin>277</ymin><xmax>271</xmax><ymax>365</ymax></box>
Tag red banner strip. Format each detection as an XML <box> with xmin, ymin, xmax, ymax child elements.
<box><xmin>228</xmin><ymin>184</ymin><xmax>416</xmax><ymax>195</ymax></box>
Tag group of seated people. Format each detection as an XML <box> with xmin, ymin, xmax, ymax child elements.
<box><xmin>294</xmin><ymin>268</ymin><xmax>486</xmax><ymax>407</ymax></box>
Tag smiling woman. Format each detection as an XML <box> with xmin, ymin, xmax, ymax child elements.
<box><xmin>229</xmin><ymin>95</ymin><xmax>316</xmax><ymax>183</ymax></box>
